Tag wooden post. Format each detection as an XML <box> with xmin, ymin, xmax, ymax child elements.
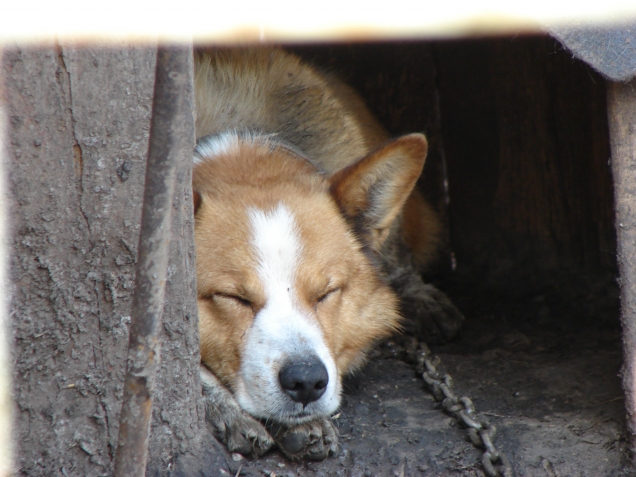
<box><xmin>5</xmin><ymin>43</ymin><xmax>221</xmax><ymax>475</ymax></box>
<box><xmin>0</xmin><ymin>49</ymin><xmax>14</xmax><ymax>477</ymax></box>
<box><xmin>113</xmin><ymin>44</ymin><xmax>192</xmax><ymax>477</ymax></box>
<box><xmin>607</xmin><ymin>78</ymin><xmax>636</xmax><ymax>462</ymax></box>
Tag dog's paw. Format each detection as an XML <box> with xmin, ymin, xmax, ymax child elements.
<box><xmin>209</xmin><ymin>407</ymin><xmax>274</xmax><ymax>457</ymax></box>
<box><xmin>271</xmin><ymin>417</ymin><xmax>339</xmax><ymax>461</ymax></box>
<box><xmin>400</xmin><ymin>283</ymin><xmax>464</xmax><ymax>344</ymax></box>
<box><xmin>200</xmin><ymin>366</ymin><xmax>274</xmax><ymax>457</ymax></box>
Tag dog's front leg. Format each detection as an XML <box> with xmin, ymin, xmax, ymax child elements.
<box><xmin>396</xmin><ymin>276</ymin><xmax>464</xmax><ymax>344</ymax></box>
<box><xmin>382</xmin><ymin>226</ymin><xmax>464</xmax><ymax>344</ymax></box>
<box><xmin>269</xmin><ymin>417</ymin><xmax>339</xmax><ymax>461</ymax></box>
<box><xmin>200</xmin><ymin>365</ymin><xmax>274</xmax><ymax>457</ymax></box>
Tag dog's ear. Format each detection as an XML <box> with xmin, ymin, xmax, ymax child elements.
<box><xmin>193</xmin><ymin>189</ymin><xmax>203</xmax><ymax>215</ymax></box>
<box><xmin>329</xmin><ymin>134</ymin><xmax>427</xmax><ymax>251</ymax></box>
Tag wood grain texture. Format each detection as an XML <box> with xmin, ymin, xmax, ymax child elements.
<box><xmin>434</xmin><ymin>36</ymin><xmax>614</xmax><ymax>278</ymax></box>
<box><xmin>607</xmin><ymin>77</ymin><xmax>636</xmax><ymax>461</ymax></box>
<box><xmin>4</xmin><ymin>44</ymin><xmax>226</xmax><ymax>476</ymax></box>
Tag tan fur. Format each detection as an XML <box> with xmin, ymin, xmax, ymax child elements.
<box><xmin>195</xmin><ymin>48</ymin><xmax>387</xmax><ymax>173</ymax></box>
<box><xmin>330</xmin><ymin>134</ymin><xmax>428</xmax><ymax>250</ymax></box>
<box><xmin>194</xmin><ymin>47</ymin><xmax>441</xmax><ymax>264</ymax></box>
<box><xmin>192</xmin><ymin>49</ymin><xmax>453</xmax><ymax>457</ymax></box>
<box><xmin>194</xmin><ymin>140</ymin><xmax>402</xmax><ymax>390</ymax></box>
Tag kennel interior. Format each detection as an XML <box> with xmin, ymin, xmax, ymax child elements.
<box><xmin>5</xmin><ymin>30</ymin><xmax>635</xmax><ymax>477</ymax></box>
<box><xmin>229</xmin><ymin>35</ymin><xmax>631</xmax><ymax>476</ymax></box>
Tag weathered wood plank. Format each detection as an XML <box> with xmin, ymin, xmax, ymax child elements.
<box><xmin>4</xmin><ymin>44</ymin><xmax>226</xmax><ymax>476</ymax></box>
<box><xmin>607</xmin><ymin>77</ymin><xmax>636</xmax><ymax>461</ymax></box>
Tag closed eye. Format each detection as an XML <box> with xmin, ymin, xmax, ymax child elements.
<box><xmin>316</xmin><ymin>287</ymin><xmax>341</xmax><ymax>305</ymax></box>
<box><xmin>209</xmin><ymin>293</ymin><xmax>253</xmax><ymax>310</ymax></box>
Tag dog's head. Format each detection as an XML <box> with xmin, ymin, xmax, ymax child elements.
<box><xmin>193</xmin><ymin>131</ymin><xmax>426</xmax><ymax>425</ymax></box>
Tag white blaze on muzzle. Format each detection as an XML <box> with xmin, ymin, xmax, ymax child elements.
<box><xmin>234</xmin><ymin>204</ymin><xmax>340</xmax><ymax>423</ymax></box>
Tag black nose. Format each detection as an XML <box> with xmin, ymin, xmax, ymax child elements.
<box><xmin>279</xmin><ymin>359</ymin><xmax>329</xmax><ymax>406</ymax></box>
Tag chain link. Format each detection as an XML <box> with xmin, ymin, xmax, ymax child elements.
<box><xmin>397</xmin><ymin>337</ymin><xmax>514</xmax><ymax>477</ymax></box>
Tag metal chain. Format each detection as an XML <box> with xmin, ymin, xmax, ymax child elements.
<box><xmin>393</xmin><ymin>337</ymin><xmax>514</xmax><ymax>477</ymax></box>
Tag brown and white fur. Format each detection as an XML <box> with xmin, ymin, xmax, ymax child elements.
<box><xmin>193</xmin><ymin>48</ymin><xmax>463</xmax><ymax>460</ymax></box>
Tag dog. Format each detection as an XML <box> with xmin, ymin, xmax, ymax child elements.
<box><xmin>192</xmin><ymin>48</ymin><xmax>463</xmax><ymax>460</ymax></box>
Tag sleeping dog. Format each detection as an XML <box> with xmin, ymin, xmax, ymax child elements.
<box><xmin>192</xmin><ymin>48</ymin><xmax>463</xmax><ymax>460</ymax></box>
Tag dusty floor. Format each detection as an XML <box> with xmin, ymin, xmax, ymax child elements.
<box><xmin>213</xmin><ymin>270</ymin><xmax>632</xmax><ymax>476</ymax></box>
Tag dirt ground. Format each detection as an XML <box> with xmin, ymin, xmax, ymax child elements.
<box><xmin>209</xmin><ymin>269</ymin><xmax>632</xmax><ymax>477</ymax></box>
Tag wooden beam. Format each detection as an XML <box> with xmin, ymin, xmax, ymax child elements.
<box><xmin>607</xmin><ymin>78</ymin><xmax>636</xmax><ymax>462</ymax></box>
<box><xmin>113</xmin><ymin>45</ymin><xmax>192</xmax><ymax>477</ymax></box>
<box><xmin>0</xmin><ymin>49</ymin><xmax>14</xmax><ymax>477</ymax></box>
